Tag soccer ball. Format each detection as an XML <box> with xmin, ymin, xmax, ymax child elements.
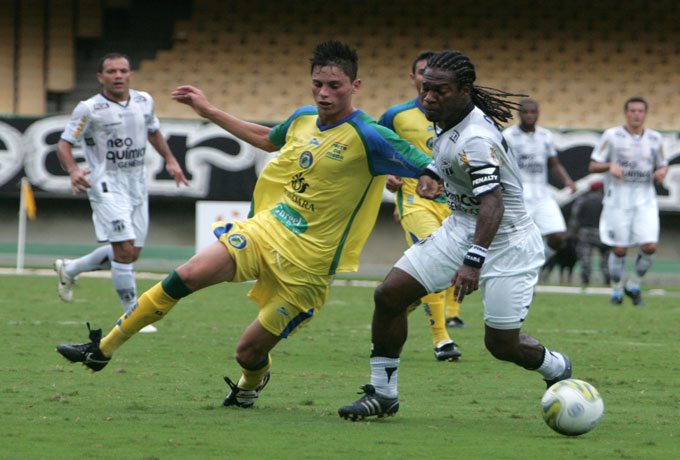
<box><xmin>541</xmin><ymin>379</ymin><xmax>604</xmax><ymax>436</ymax></box>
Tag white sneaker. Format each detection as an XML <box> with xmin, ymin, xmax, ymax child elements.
<box><xmin>139</xmin><ymin>324</ymin><xmax>158</xmax><ymax>333</ymax></box>
<box><xmin>54</xmin><ymin>258</ymin><xmax>74</xmax><ymax>302</ymax></box>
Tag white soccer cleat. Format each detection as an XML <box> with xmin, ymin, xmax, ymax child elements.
<box><xmin>54</xmin><ymin>258</ymin><xmax>74</xmax><ymax>302</ymax></box>
<box><xmin>139</xmin><ymin>324</ymin><xmax>158</xmax><ymax>333</ymax></box>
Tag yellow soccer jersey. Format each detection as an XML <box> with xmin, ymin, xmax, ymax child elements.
<box><xmin>250</xmin><ymin>106</ymin><xmax>433</xmax><ymax>275</ymax></box>
<box><xmin>379</xmin><ymin>98</ymin><xmax>448</xmax><ymax>218</ymax></box>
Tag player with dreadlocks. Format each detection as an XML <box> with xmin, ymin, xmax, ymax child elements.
<box><xmin>339</xmin><ymin>50</ymin><xmax>573</xmax><ymax>421</ymax></box>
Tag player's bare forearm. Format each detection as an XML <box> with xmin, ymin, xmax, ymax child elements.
<box><xmin>172</xmin><ymin>85</ymin><xmax>277</xmax><ymax>152</ymax></box>
<box><xmin>654</xmin><ymin>165</ymin><xmax>669</xmax><ymax>183</ymax></box>
<box><xmin>56</xmin><ymin>140</ymin><xmax>78</xmax><ymax>173</ymax></box>
<box><xmin>588</xmin><ymin>160</ymin><xmax>610</xmax><ymax>173</ymax></box>
<box><xmin>473</xmin><ymin>187</ymin><xmax>504</xmax><ymax>248</ymax></box>
<box><xmin>148</xmin><ymin>131</ymin><xmax>190</xmax><ymax>187</ymax></box>
<box><xmin>549</xmin><ymin>158</ymin><xmax>575</xmax><ymax>191</ymax></box>
<box><xmin>57</xmin><ymin>139</ymin><xmax>92</xmax><ymax>194</ymax></box>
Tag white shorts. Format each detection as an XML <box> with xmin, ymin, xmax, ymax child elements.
<box><xmin>525</xmin><ymin>197</ymin><xmax>566</xmax><ymax>236</ymax></box>
<box><xmin>395</xmin><ymin>223</ymin><xmax>544</xmax><ymax>330</ymax></box>
<box><xmin>91</xmin><ymin>196</ymin><xmax>148</xmax><ymax>247</ymax></box>
<box><xmin>599</xmin><ymin>204</ymin><xmax>659</xmax><ymax>247</ymax></box>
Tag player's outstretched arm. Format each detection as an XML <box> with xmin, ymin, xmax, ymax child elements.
<box><xmin>56</xmin><ymin>139</ymin><xmax>92</xmax><ymax>195</ymax></box>
<box><xmin>171</xmin><ymin>85</ymin><xmax>278</xmax><ymax>152</ymax></box>
<box><xmin>147</xmin><ymin>130</ymin><xmax>190</xmax><ymax>187</ymax></box>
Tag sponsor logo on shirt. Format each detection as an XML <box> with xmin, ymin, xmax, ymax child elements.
<box><xmin>326</xmin><ymin>141</ymin><xmax>347</xmax><ymax>162</ymax></box>
<box><xmin>276</xmin><ymin>306</ymin><xmax>290</xmax><ymax>317</ymax></box>
<box><xmin>309</xmin><ymin>137</ymin><xmax>320</xmax><ymax>146</ymax></box>
<box><xmin>227</xmin><ymin>233</ymin><xmax>247</xmax><ymax>249</ymax></box>
<box><xmin>271</xmin><ymin>202</ymin><xmax>308</xmax><ymax>234</ymax></box>
<box><xmin>106</xmin><ymin>137</ymin><xmax>146</xmax><ymax>168</ymax></box>
<box><xmin>133</xmin><ymin>95</ymin><xmax>146</xmax><ymax>102</ymax></box>
<box><xmin>445</xmin><ymin>189</ymin><xmax>480</xmax><ymax>215</ymax></box>
<box><xmin>93</xmin><ymin>102</ymin><xmax>109</xmax><ymax>111</ymax></box>
<box><xmin>449</xmin><ymin>130</ymin><xmax>460</xmax><ymax>143</ymax></box>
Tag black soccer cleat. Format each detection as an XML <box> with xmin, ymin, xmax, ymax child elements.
<box><xmin>624</xmin><ymin>287</ymin><xmax>646</xmax><ymax>306</ymax></box>
<box><xmin>222</xmin><ymin>371</ymin><xmax>270</xmax><ymax>408</ymax></box>
<box><xmin>544</xmin><ymin>351</ymin><xmax>572</xmax><ymax>389</ymax></box>
<box><xmin>445</xmin><ymin>316</ymin><xmax>467</xmax><ymax>328</ymax></box>
<box><xmin>434</xmin><ymin>341</ymin><xmax>462</xmax><ymax>361</ymax></box>
<box><xmin>56</xmin><ymin>322</ymin><xmax>110</xmax><ymax>372</ymax></box>
<box><xmin>338</xmin><ymin>384</ymin><xmax>399</xmax><ymax>421</ymax></box>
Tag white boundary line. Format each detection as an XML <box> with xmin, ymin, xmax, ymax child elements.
<box><xmin>0</xmin><ymin>268</ymin><xmax>672</xmax><ymax>297</ymax></box>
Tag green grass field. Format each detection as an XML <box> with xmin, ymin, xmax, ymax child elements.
<box><xmin>1</xmin><ymin>274</ymin><xmax>678</xmax><ymax>460</ymax></box>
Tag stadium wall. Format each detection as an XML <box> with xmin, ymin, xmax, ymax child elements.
<box><xmin>1</xmin><ymin>116</ymin><xmax>679</xmax><ymax>271</ymax></box>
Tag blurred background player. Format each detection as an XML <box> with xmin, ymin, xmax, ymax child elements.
<box><xmin>56</xmin><ymin>41</ymin><xmax>437</xmax><ymax>408</ymax></box>
<box><xmin>503</xmin><ymin>99</ymin><xmax>577</xmax><ymax>261</ymax></box>
<box><xmin>54</xmin><ymin>52</ymin><xmax>189</xmax><ymax>333</ymax></box>
<box><xmin>567</xmin><ymin>181</ymin><xmax>610</xmax><ymax>286</ymax></box>
<box><xmin>588</xmin><ymin>97</ymin><xmax>668</xmax><ymax>306</ymax></box>
<box><xmin>339</xmin><ymin>51</ymin><xmax>571</xmax><ymax>421</ymax></box>
<box><xmin>379</xmin><ymin>50</ymin><xmax>463</xmax><ymax>362</ymax></box>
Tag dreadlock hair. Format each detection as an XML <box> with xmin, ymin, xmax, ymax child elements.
<box><xmin>310</xmin><ymin>41</ymin><xmax>359</xmax><ymax>81</ymax></box>
<box><xmin>98</xmin><ymin>52</ymin><xmax>130</xmax><ymax>73</ymax></box>
<box><xmin>412</xmin><ymin>50</ymin><xmax>437</xmax><ymax>74</ymax></box>
<box><xmin>427</xmin><ymin>50</ymin><xmax>526</xmax><ymax>127</ymax></box>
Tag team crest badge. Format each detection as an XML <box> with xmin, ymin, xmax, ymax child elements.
<box><xmin>426</xmin><ymin>136</ymin><xmax>434</xmax><ymax>150</ymax></box>
<box><xmin>299</xmin><ymin>151</ymin><xmax>313</xmax><ymax>169</ymax></box>
<box><xmin>227</xmin><ymin>233</ymin><xmax>247</xmax><ymax>249</ymax></box>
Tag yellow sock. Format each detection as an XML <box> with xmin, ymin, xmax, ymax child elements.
<box><xmin>445</xmin><ymin>286</ymin><xmax>460</xmax><ymax>318</ymax></box>
<box><xmin>422</xmin><ymin>291</ymin><xmax>451</xmax><ymax>347</ymax></box>
<box><xmin>100</xmin><ymin>281</ymin><xmax>180</xmax><ymax>356</ymax></box>
<box><xmin>237</xmin><ymin>354</ymin><xmax>272</xmax><ymax>390</ymax></box>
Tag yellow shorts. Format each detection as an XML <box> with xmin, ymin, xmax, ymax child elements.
<box><xmin>213</xmin><ymin>218</ymin><xmax>332</xmax><ymax>339</ymax></box>
<box><xmin>400</xmin><ymin>203</ymin><xmax>450</xmax><ymax>247</ymax></box>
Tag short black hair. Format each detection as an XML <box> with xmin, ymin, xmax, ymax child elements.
<box><xmin>624</xmin><ymin>97</ymin><xmax>648</xmax><ymax>111</ymax></box>
<box><xmin>519</xmin><ymin>98</ymin><xmax>539</xmax><ymax>110</ymax></box>
<box><xmin>412</xmin><ymin>50</ymin><xmax>437</xmax><ymax>74</ymax></box>
<box><xmin>310</xmin><ymin>41</ymin><xmax>359</xmax><ymax>81</ymax></box>
<box><xmin>98</xmin><ymin>52</ymin><xmax>131</xmax><ymax>73</ymax></box>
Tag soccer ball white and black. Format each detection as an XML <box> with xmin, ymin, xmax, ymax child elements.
<box><xmin>541</xmin><ymin>379</ymin><xmax>604</xmax><ymax>436</ymax></box>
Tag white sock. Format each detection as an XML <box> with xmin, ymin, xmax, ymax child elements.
<box><xmin>370</xmin><ymin>356</ymin><xmax>400</xmax><ymax>398</ymax></box>
<box><xmin>111</xmin><ymin>260</ymin><xmax>137</xmax><ymax>312</ymax></box>
<box><xmin>626</xmin><ymin>278</ymin><xmax>641</xmax><ymax>292</ymax></box>
<box><xmin>536</xmin><ymin>349</ymin><xmax>565</xmax><ymax>380</ymax></box>
<box><xmin>64</xmin><ymin>245</ymin><xmax>114</xmax><ymax>277</ymax></box>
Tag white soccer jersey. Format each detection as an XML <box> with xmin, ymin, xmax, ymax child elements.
<box><xmin>433</xmin><ymin>107</ymin><xmax>534</xmax><ymax>244</ymax></box>
<box><xmin>61</xmin><ymin>89</ymin><xmax>160</xmax><ymax>205</ymax></box>
<box><xmin>502</xmin><ymin>125</ymin><xmax>557</xmax><ymax>200</ymax></box>
<box><xmin>591</xmin><ymin>126</ymin><xmax>666</xmax><ymax>210</ymax></box>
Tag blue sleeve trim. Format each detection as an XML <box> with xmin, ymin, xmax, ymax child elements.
<box><xmin>351</xmin><ymin>114</ymin><xmax>430</xmax><ymax>178</ymax></box>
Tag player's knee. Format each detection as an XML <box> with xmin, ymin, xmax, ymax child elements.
<box><xmin>547</xmin><ymin>233</ymin><xmax>565</xmax><ymax>250</ymax></box>
<box><xmin>612</xmin><ymin>247</ymin><xmax>627</xmax><ymax>257</ymax></box>
<box><xmin>112</xmin><ymin>243</ymin><xmax>136</xmax><ymax>263</ymax></box>
<box><xmin>484</xmin><ymin>332</ymin><xmax>515</xmax><ymax>362</ymax></box>
<box><xmin>374</xmin><ymin>283</ymin><xmax>408</xmax><ymax>316</ymax></box>
<box><xmin>235</xmin><ymin>341</ymin><xmax>267</xmax><ymax>369</ymax></box>
<box><xmin>640</xmin><ymin>243</ymin><xmax>656</xmax><ymax>254</ymax></box>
